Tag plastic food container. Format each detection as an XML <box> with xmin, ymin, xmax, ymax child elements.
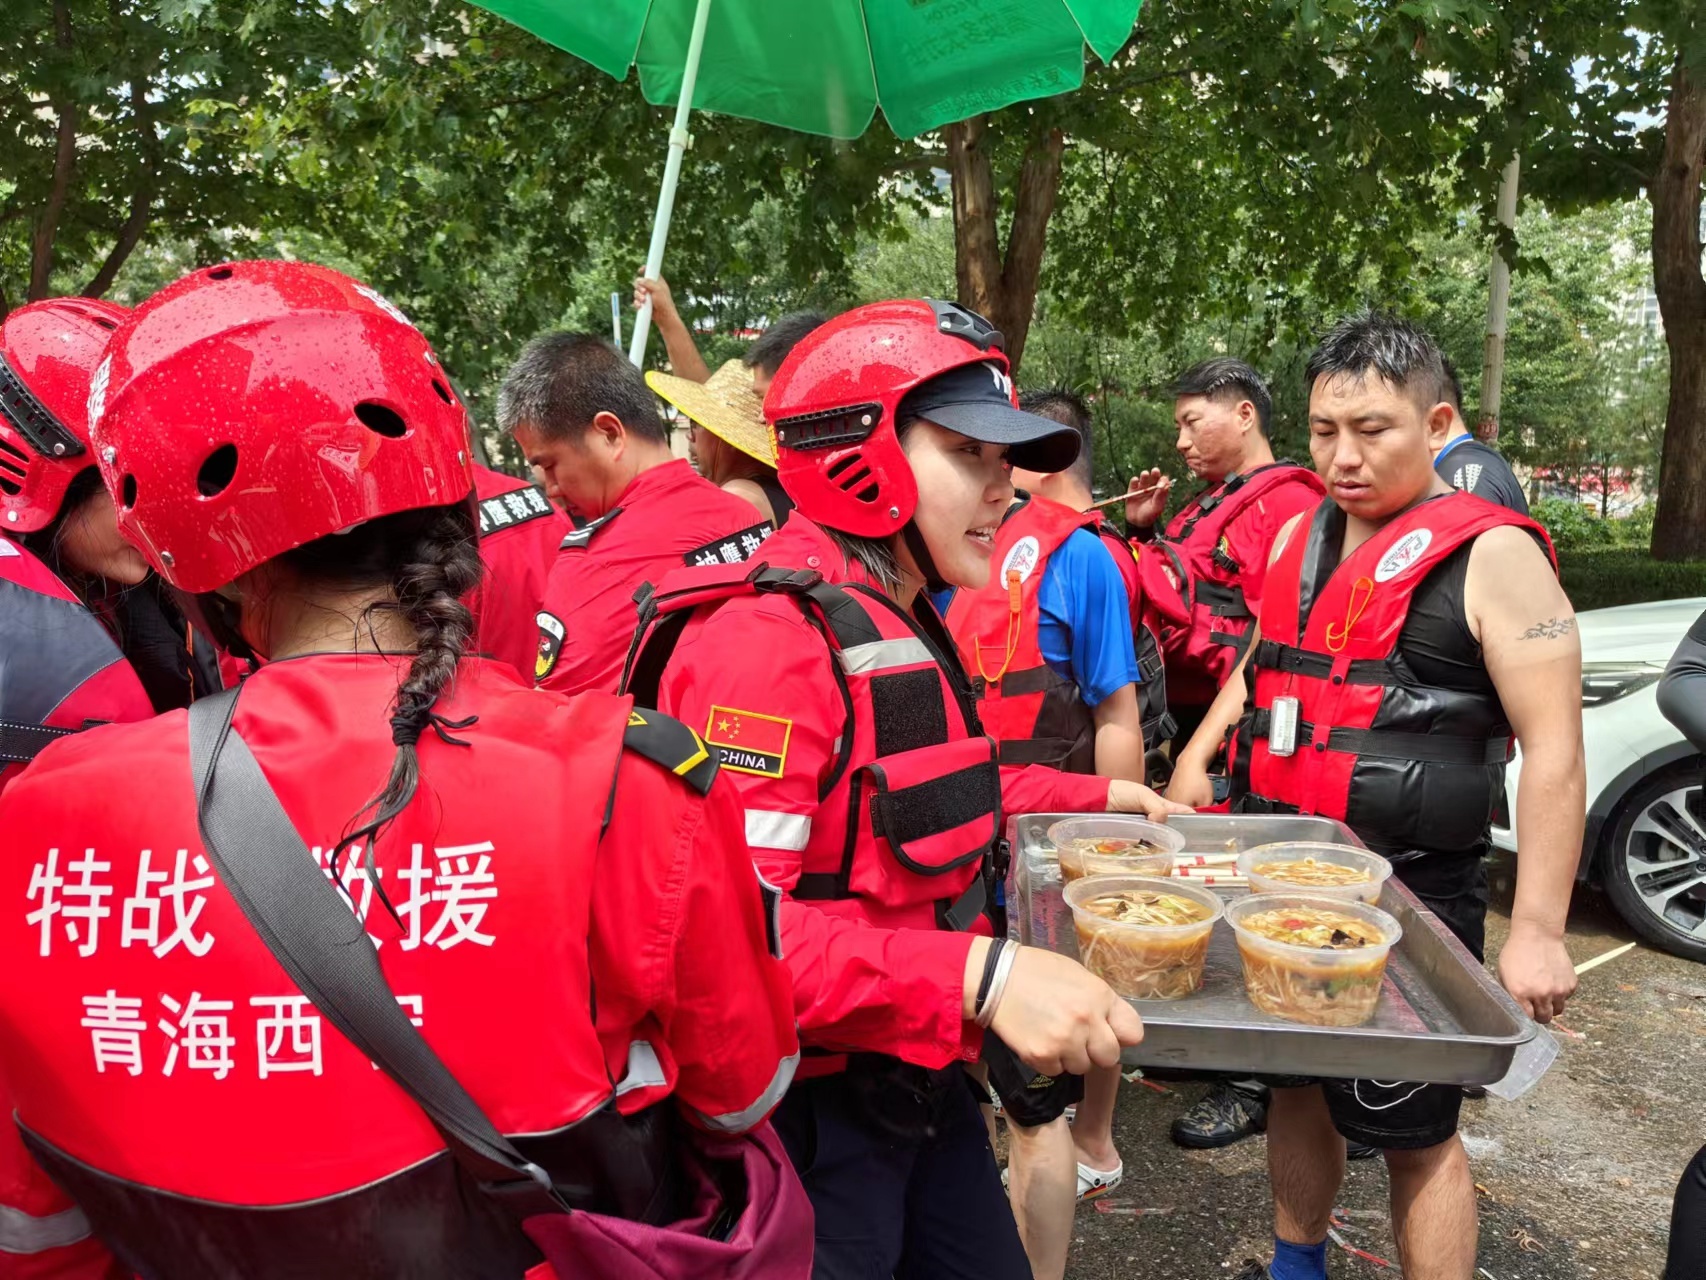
<box><xmin>1228</xmin><ymin>893</ymin><xmax>1403</xmax><ymax>1027</ymax></box>
<box><xmin>1237</xmin><ymin>842</ymin><xmax>1393</xmax><ymax>903</ymax></box>
<box><xmin>1064</xmin><ymin>875</ymin><xmax>1223</xmax><ymax>1001</ymax></box>
<box><xmin>1047</xmin><ymin>817</ymin><xmax>1186</xmax><ymax>883</ymax></box>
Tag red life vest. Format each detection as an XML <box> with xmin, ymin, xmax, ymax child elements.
<box><xmin>469</xmin><ymin>466</ymin><xmax>569</xmax><ymax>681</ymax></box>
<box><xmin>944</xmin><ymin>494</ymin><xmax>1102</xmax><ymax>772</ymax></box>
<box><xmin>1097</xmin><ymin>524</ymin><xmax>1186</xmax><ymax>748</ymax></box>
<box><xmin>1227</xmin><ymin>492</ymin><xmax>1555</xmax><ymax>857</ymax></box>
<box><xmin>626</xmin><ymin>555</ymin><xmax>1002</xmax><ymax>941</ymax></box>
<box><xmin>1161</xmin><ymin>463</ymin><xmax>1326</xmax><ymax>703</ymax></box>
<box><xmin>0</xmin><ymin>656</ymin><xmax>739</xmax><ymax>1279</ymax></box>
<box><xmin>0</xmin><ymin>537</ymin><xmax>155</xmax><ymax>792</ymax></box>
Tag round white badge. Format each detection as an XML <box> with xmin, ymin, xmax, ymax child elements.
<box><xmin>1374</xmin><ymin>528</ymin><xmax>1433</xmax><ymax>582</ymax></box>
<box><xmin>1000</xmin><ymin>535</ymin><xmax>1042</xmax><ymax>585</ymax></box>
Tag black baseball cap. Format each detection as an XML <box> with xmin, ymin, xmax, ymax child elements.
<box><xmin>897</xmin><ymin>361</ymin><xmax>1082</xmax><ymax>473</ymax></box>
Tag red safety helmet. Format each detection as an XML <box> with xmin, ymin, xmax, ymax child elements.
<box><xmin>90</xmin><ymin>260</ymin><xmax>474</xmax><ymax>595</ymax></box>
<box><xmin>763</xmin><ymin>299</ymin><xmax>1078</xmax><ymax>538</ymax></box>
<box><xmin>0</xmin><ymin>297</ymin><xmax>129</xmax><ymax>534</ymax></box>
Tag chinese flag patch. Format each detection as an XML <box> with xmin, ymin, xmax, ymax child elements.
<box><xmin>704</xmin><ymin>705</ymin><xmax>792</xmax><ymax>777</ymax></box>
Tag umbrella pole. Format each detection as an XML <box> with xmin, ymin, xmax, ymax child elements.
<box><xmin>627</xmin><ymin>0</ymin><xmax>714</xmax><ymax>367</ymax></box>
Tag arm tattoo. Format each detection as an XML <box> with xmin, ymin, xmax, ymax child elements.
<box><xmin>1518</xmin><ymin>616</ymin><xmax>1577</xmax><ymax>641</ymax></box>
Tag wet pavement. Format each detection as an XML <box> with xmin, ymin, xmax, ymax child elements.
<box><xmin>1053</xmin><ymin>851</ymin><xmax>1699</xmax><ymax>1278</ymax></box>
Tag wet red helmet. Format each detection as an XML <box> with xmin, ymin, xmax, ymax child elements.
<box><xmin>0</xmin><ymin>297</ymin><xmax>129</xmax><ymax>534</ymax></box>
<box><xmin>90</xmin><ymin>260</ymin><xmax>474</xmax><ymax>594</ymax></box>
<box><xmin>763</xmin><ymin>299</ymin><xmax>1078</xmax><ymax>537</ymax></box>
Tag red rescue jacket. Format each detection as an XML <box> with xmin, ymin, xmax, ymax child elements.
<box><xmin>1226</xmin><ymin>492</ymin><xmax>1554</xmax><ymax>858</ymax></box>
<box><xmin>469</xmin><ymin>466</ymin><xmax>570</xmax><ymax>680</ymax></box>
<box><xmin>624</xmin><ymin>517</ymin><xmax>1112</xmax><ymax>1076</ymax></box>
<box><xmin>0</xmin><ymin>654</ymin><xmax>797</xmax><ymax>1279</ymax></box>
<box><xmin>1158</xmin><ymin>463</ymin><xmax>1326</xmax><ymax>708</ymax></box>
<box><xmin>1098</xmin><ymin>523</ymin><xmax>1185</xmax><ymax>747</ymax></box>
<box><xmin>944</xmin><ymin>494</ymin><xmax>1103</xmax><ymax>772</ymax></box>
<box><xmin>0</xmin><ymin>538</ymin><xmax>159</xmax><ymax>1277</ymax></box>
<box><xmin>535</xmin><ymin>459</ymin><xmax>774</xmax><ymax>696</ymax></box>
<box><xmin>0</xmin><ymin>537</ymin><xmax>156</xmax><ymax>793</ymax></box>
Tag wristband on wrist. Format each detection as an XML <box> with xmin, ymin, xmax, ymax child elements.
<box><xmin>973</xmin><ymin>938</ymin><xmax>1008</xmax><ymax>1020</ymax></box>
<box><xmin>977</xmin><ymin>941</ymin><xmax>1022</xmax><ymax>1028</ymax></box>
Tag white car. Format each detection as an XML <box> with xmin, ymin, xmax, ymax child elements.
<box><xmin>1493</xmin><ymin>596</ymin><xmax>1706</xmax><ymax>961</ymax></box>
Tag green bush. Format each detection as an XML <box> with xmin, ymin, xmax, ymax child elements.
<box><xmin>1558</xmin><ymin>548</ymin><xmax>1706</xmax><ymax>613</ymax></box>
<box><xmin>1532</xmin><ymin>497</ymin><xmax>1618</xmax><ymax>552</ymax></box>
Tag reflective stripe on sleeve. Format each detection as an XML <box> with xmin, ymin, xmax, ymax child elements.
<box><xmin>613</xmin><ymin>1039</ymin><xmax>668</xmax><ymax>1098</ymax></box>
<box><xmin>745</xmin><ymin>810</ymin><xmax>811</xmax><ymax>851</ymax></box>
<box><xmin>692</xmin><ymin>1052</ymin><xmax>800</xmax><ymax>1133</ymax></box>
<box><xmin>835</xmin><ymin>637</ymin><xmax>932</xmax><ymax>675</ymax></box>
<box><xmin>0</xmin><ymin>1201</ymin><xmax>92</xmax><ymax>1255</ymax></box>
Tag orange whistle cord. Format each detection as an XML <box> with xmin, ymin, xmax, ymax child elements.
<box><xmin>1325</xmin><ymin>577</ymin><xmax>1375</xmax><ymax>653</ymax></box>
<box><xmin>976</xmin><ymin>569</ymin><xmax>1025</xmax><ymax>685</ymax></box>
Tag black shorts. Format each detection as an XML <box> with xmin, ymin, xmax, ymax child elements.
<box><xmin>1261</xmin><ymin>853</ymin><xmax>1489</xmax><ymax>1151</ymax></box>
<box><xmin>983</xmin><ymin>1031</ymin><xmax>1085</xmax><ymax>1128</ymax></box>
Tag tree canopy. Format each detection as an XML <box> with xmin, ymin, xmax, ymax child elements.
<box><xmin>1</xmin><ymin>0</ymin><xmax>1692</xmax><ymax>543</ymax></box>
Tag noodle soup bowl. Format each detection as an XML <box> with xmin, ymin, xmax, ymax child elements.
<box><xmin>1065</xmin><ymin>875</ymin><xmax>1223</xmax><ymax>1001</ymax></box>
<box><xmin>1228</xmin><ymin>893</ymin><xmax>1403</xmax><ymax>1028</ymax></box>
<box><xmin>1237</xmin><ymin>842</ymin><xmax>1392</xmax><ymax>903</ymax></box>
<box><xmin>1048</xmin><ymin>817</ymin><xmax>1186</xmax><ymax>883</ymax></box>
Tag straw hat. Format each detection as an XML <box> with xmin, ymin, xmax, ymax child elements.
<box><xmin>647</xmin><ymin>359</ymin><xmax>776</xmax><ymax>468</ymax></box>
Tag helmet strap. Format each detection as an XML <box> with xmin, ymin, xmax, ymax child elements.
<box><xmin>171</xmin><ymin>587</ymin><xmax>256</xmax><ymax>664</ymax></box>
<box><xmin>901</xmin><ymin>520</ymin><xmax>950</xmax><ymax>596</ymax></box>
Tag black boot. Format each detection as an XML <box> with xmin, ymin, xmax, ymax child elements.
<box><xmin>1171</xmin><ymin>1079</ymin><xmax>1269</xmax><ymax>1149</ymax></box>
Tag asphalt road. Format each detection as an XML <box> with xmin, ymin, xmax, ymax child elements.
<box><xmin>1054</xmin><ymin>851</ymin><xmax>1699</xmax><ymax>1279</ymax></box>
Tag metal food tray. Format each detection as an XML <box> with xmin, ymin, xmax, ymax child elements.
<box><xmin>1008</xmin><ymin>813</ymin><xmax>1535</xmax><ymax>1085</ymax></box>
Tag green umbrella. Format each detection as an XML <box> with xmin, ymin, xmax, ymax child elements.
<box><xmin>470</xmin><ymin>0</ymin><xmax>1140</xmax><ymax>359</ymax></box>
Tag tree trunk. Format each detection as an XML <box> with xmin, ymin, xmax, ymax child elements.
<box><xmin>29</xmin><ymin>1</ymin><xmax>78</xmax><ymax>302</ymax></box>
<box><xmin>1650</xmin><ymin>55</ymin><xmax>1706</xmax><ymax>561</ymax></box>
<box><xmin>945</xmin><ymin>113</ymin><xmax>1066</xmax><ymax>375</ymax></box>
<box><xmin>82</xmin><ymin>74</ymin><xmax>158</xmax><ymax>298</ymax></box>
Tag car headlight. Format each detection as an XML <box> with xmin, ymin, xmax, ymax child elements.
<box><xmin>1580</xmin><ymin>661</ymin><xmax>1664</xmax><ymax>708</ymax></box>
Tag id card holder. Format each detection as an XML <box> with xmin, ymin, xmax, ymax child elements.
<box><xmin>1267</xmin><ymin>696</ymin><xmax>1300</xmax><ymax>757</ymax></box>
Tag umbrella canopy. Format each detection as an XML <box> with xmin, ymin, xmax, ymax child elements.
<box><xmin>472</xmin><ymin>0</ymin><xmax>1139</xmax><ymax>140</ymax></box>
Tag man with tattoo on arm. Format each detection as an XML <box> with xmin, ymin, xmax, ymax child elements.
<box><xmin>1169</xmin><ymin>312</ymin><xmax>1583</xmax><ymax>1280</ymax></box>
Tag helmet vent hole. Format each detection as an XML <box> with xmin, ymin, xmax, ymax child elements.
<box><xmin>826</xmin><ymin>451</ymin><xmax>876</xmax><ymax>500</ymax></box>
<box><xmin>91</xmin><ymin>316</ymin><xmax>117</xmax><ymax>331</ymax></box>
<box><xmin>355</xmin><ymin>401</ymin><xmax>408</xmax><ymax>438</ymax></box>
<box><xmin>196</xmin><ymin>444</ymin><xmax>238</xmax><ymax>498</ymax></box>
<box><xmin>121</xmin><ymin>474</ymin><xmax>137</xmax><ymax>508</ymax></box>
<box><xmin>207</xmin><ymin>266</ymin><xmax>234</xmax><ymax>281</ymax></box>
<box><xmin>431</xmin><ymin>379</ymin><xmax>453</xmax><ymax>404</ymax></box>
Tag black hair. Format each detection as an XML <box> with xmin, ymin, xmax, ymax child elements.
<box><xmin>1171</xmin><ymin>358</ymin><xmax>1273</xmax><ymax>436</ymax></box>
<box><xmin>1019</xmin><ymin>387</ymin><xmax>1094</xmax><ymax>486</ymax></box>
<box><xmin>1440</xmin><ymin>352</ymin><xmax>1465</xmax><ymax>415</ymax></box>
<box><xmin>290</xmin><ymin>499</ymin><xmax>485</xmax><ymax>878</ymax></box>
<box><xmin>17</xmin><ymin>465</ymin><xmax>103</xmax><ymax>583</ymax></box>
<box><xmin>1305</xmin><ymin>310</ymin><xmax>1452</xmax><ymax>411</ymax></box>
<box><xmin>742</xmin><ymin>311</ymin><xmax>829</xmax><ymax>377</ymax></box>
<box><xmin>497</xmin><ymin>331</ymin><xmax>667</xmax><ymax>445</ymax></box>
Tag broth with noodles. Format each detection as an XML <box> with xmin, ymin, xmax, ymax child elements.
<box><xmin>1235</xmin><ymin>906</ymin><xmax>1390</xmax><ymax>1026</ymax></box>
<box><xmin>1075</xmin><ymin>889</ymin><xmax>1214</xmax><ymax>1001</ymax></box>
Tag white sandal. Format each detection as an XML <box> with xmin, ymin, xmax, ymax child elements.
<box><xmin>1075</xmin><ymin>1160</ymin><xmax>1123</xmax><ymax>1201</ymax></box>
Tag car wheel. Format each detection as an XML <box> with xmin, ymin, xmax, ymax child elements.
<box><xmin>1600</xmin><ymin>760</ymin><xmax>1706</xmax><ymax>964</ymax></box>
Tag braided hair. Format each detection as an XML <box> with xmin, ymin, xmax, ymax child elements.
<box><xmin>278</xmin><ymin>497</ymin><xmax>484</xmax><ymax>870</ymax></box>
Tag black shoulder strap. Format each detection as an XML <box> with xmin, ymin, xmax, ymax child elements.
<box><xmin>186</xmin><ymin>687</ymin><xmax>569</xmax><ymax>1220</ymax></box>
<box><xmin>560</xmin><ymin>507</ymin><xmax>624</xmax><ymax>550</ymax></box>
<box><xmin>0</xmin><ymin>719</ymin><xmax>78</xmax><ymax>764</ymax></box>
<box><xmin>622</xmin><ymin>708</ymin><xmax>719</xmax><ymax>795</ymax></box>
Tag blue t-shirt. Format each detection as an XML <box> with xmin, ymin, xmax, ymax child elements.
<box><xmin>936</xmin><ymin>528</ymin><xmax>1140</xmax><ymax>708</ymax></box>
